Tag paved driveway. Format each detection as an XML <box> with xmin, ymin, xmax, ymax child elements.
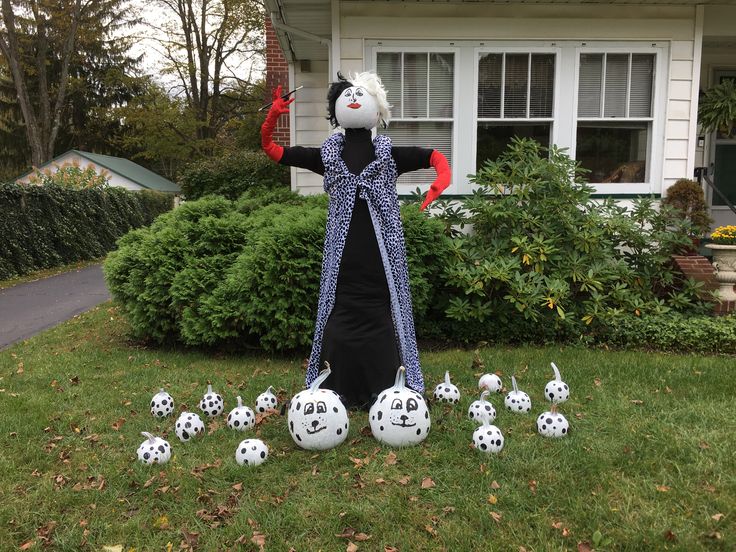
<box><xmin>0</xmin><ymin>264</ymin><xmax>111</xmax><ymax>350</ymax></box>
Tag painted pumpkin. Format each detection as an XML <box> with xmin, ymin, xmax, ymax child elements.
<box><xmin>472</xmin><ymin>411</ymin><xmax>504</xmax><ymax>453</ymax></box>
<box><xmin>255</xmin><ymin>386</ymin><xmax>278</xmax><ymax>413</ymax></box>
<box><xmin>150</xmin><ymin>388</ymin><xmax>174</xmax><ymax>418</ymax></box>
<box><xmin>235</xmin><ymin>438</ymin><xmax>269</xmax><ymax>466</ymax></box>
<box><xmin>369</xmin><ymin>366</ymin><xmax>431</xmax><ymax>447</ymax></box>
<box><xmin>433</xmin><ymin>371</ymin><xmax>460</xmax><ymax>403</ymax></box>
<box><xmin>199</xmin><ymin>384</ymin><xmax>224</xmax><ymax>417</ymax></box>
<box><xmin>137</xmin><ymin>432</ymin><xmax>172</xmax><ymax>464</ymax></box>
<box><xmin>174</xmin><ymin>411</ymin><xmax>205</xmax><ymax>442</ymax></box>
<box><xmin>468</xmin><ymin>389</ymin><xmax>496</xmax><ymax>424</ymax></box>
<box><xmin>478</xmin><ymin>373</ymin><xmax>503</xmax><ymax>394</ymax></box>
<box><xmin>504</xmin><ymin>376</ymin><xmax>531</xmax><ymax>414</ymax></box>
<box><xmin>537</xmin><ymin>404</ymin><xmax>570</xmax><ymax>438</ymax></box>
<box><xmin>227</xmin><ymin>396</ymin><xmax>255</xmax><ymax>431</ymax></box>
<box><xmin>288</xmin><ymin>363</ymin><xmax>349</xmax><ymax>451</ymax></box>
<box><xmin>544</xmin><ymin>362</ymin><xmax>570</xmax><ymax>404</ymax></box>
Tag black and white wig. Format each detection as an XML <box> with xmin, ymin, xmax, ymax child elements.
<box><xmin>326</xmin><ymin>71</ymin><xmax>392</xmax><ymax>129</ymax></box>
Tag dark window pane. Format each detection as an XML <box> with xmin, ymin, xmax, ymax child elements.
<box><xmin>576</xmin><ymin>122</ymin><xmax>648</xmax><ymax>183</ymax></box>
<box><xmin>476</xmin><ymin>123</ymin><xmax>551</xmax><ymax>166</ymax></box>
<box><xmin>478</xmin><ymin>53</ymin><xmax>502</xmax><ymax>118</ymax></box>
<box><xmin>713</xmin><ymin>143</ymin><xmax>736</xmax><ymax>206</ymax></box>
<box><xmin>505</xmin><ymin>54</ymin><xmax>529</xmax><ymax>118</ymax></box>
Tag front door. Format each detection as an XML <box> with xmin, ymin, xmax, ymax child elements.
<box><xmin>709</xmin><ymin>71</ymin><xmax>736</xmax><ymax>222</ymax></box>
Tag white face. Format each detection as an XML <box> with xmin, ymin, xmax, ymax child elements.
<box><xmin>369</xmin><ymin>389</ymin><xmax>431</xmax><ymax>447</ymax></box>
<box><xmin>288</xmin><ymin>389</ymin><xmax>349</xmax><ymax>450</ymax></box>
<box><xmin>335</xmin><ymin>85</ymin><xmax>379</xmax><ymax>130</ymax></box>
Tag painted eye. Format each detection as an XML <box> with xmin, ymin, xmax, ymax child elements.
<box><xmin>305</xmin><ymin>403</ymin><xmax>315</xmax><ymax>415</ymax></box>
<box><xmin>316</xmin><ymin>401</ymin><xmax>327</xmax><ymax>414</ymax></box>
<box><xmin>355</xmin><ymin>89</ymin><xmax>363</xmax><ymax>97</ymax></box>
<box><xmin>406</xmin><ymin>398</ymin><xmax>418</xmax><ymax>412</ymax></box>
<box><xmin>391</xmin><ymin>398</ymin><xmax>403</xmax><ymax>410</ymax></box>
<box><xmin>344</xmin><ymin>90</ymin><xmax>352</xmax><ymax>97</ymax></box>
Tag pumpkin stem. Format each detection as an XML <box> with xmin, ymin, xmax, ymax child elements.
<box><xmin>206</xmin><ymin>384</ymin><xmax>213</xmax><ymax>394</ymax></box>
<box><xmin>511</xmin><ymin>376</ymin><xmax>518</xmax><ymax>392</ymax></box>
<box><xmin>159</xmin><ymin>388</ymin><xmax>164</xmax><ymax>393</ymax></box>
<box><xmin>236</xmin><ymin>396</ymin><xmax>243</xmax><ymax>408</ymax></box>
<box><xmin>141</xmin><ymin>431</ymin><xmax>155</xmax><ymax>443</ymax></box>
<box><xmin>267</xmin><ymin>386</ymin><xmax>275</xmax><ymax>395</ymax></box>
<box><xmin>310</xmin><ymin>362</ymin><xmax>332</xmax><ymax>391</ymax></box>
<box><xmin>551</xmin><ymin>362</ymin><xmax>562</xmax><ymax>381</ymax></box>
<box><xmin>394</xmin><ymin>366</ymin><xmax>406</xmax><ymax>389</ymax></box>
<box><xmin>551</xmin><ymin>403</ymin><xmax>558</xmax><ymax>415</ymax></box>
<box><xmin>444</xmin><ymin>371</ymin><xmax>451</xmax><ymax>385</ymax></box>
<box><xmin>479</xmin><ymin>389</ymin><xmax>490</xmax><ymax>402</ymax></box>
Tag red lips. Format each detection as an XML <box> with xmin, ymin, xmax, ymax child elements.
<box><xmin>347</xmin><ymin>103</ymin><xmax>361</xmax><ymax>109</ymax></box>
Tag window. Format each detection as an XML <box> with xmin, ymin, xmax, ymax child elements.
<box><xmin>477</xmin><ymin>52</ymin><xmax>555</xmax><ymax>165</ymax></box>
<box><xmin>576</xmin><ymin>53</ymin><xmax>655</xmax><ymax>183</ymax></box>
<box><xmin>376</xmin><ymin>50</ymin><xmax>455</xmax><ymax>188</ymax></box>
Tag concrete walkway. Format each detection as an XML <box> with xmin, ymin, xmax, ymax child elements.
<box><xmin>0</xmin><ymin>264</ymin><xmax>110</xmax><ymax>350</ymax></box>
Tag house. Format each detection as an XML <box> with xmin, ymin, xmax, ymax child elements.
<box><xmin>264</xmin><ymin>0</ymin><xmax>736</xmax><ymax>230</ymax></box>
<box><xmin>15</xmin><ymin>149</ymin><xmax>181</xmax><ymax>196</ymax></box>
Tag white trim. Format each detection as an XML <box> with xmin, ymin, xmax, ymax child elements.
<box><xmin>289</xmin><ymin>62</ymin><xmax>297</xmax><ymax>193</ymax></box>
<box><xmin>688</xmin><ymin>5</ymin><xmax>705</xmax><ymax>185</ymax></box>
<box><xmin>330</xmin><ymin>0</ymin><xmax>341</xmax><ymax>81</ymax></box>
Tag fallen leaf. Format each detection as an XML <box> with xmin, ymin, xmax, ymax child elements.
<box><xmin>384</xmin><ymin>547</ymin><xmax>399</xmax><ymax>552</ymax></box>
<box><xmin>251</xmin><ymin>531</ymin><xmax>266</xmax><ymax>551</ymax></box>
<box><xmin>425</xmin><ymin>525</ymin><xmax>438</xmax><ymax>537</ymax></box>
<box><xmin>181</xmin><ymin>528</ymin><xmax>199</xmax><ymax>548</ymax></box>
<box><xmin>102</xmin><ymin>547</ymin><xmax>123</xmax><ymax>552</ymax></box>
<box><xmin>703</xmin><ymin>530</ymin><xmax>722</xmax><ymax>540</ymax></box>
<box><xmin>577</xmin><ymin>543</ymin><xmax>592</xmax><ymax>552</ymax></box>
<box><xmin>699</xmin><ymin>441</ymin><xmax>710</xmax><ymax>450</ymax></box>
<box><xmin>397</xmin><ymin>476</ymin><xmax>411</xmax><ymax>485</ymax></box>
<box><xmin>384</xmin><ymin>451</ymin><xmax>398</xmax><ymax>466</ymax></box>
<box><xmin>528</xmin><ymin>480</ymin><xmax>537</xmax><ymax>493</ymax></box>
<box><xmin>593</xmin><ymin>378</ymin><xmax>601</xmax><ymax>387</ymax></box>
<box><xmin>16</xmin><ymin>362</ymin><xmax>24</xmax><ymax>375</ymax></box>
<box><xmin>408</xmin><ymin>496</ymin><xmax>419</xmax><ymax>502</ymax></box>
<box><xmin>562</xmin><ymin>527</ymin><xmax>570</xmax><ymax>537</ymax></box>
<box><xmin>347</xmin><ymin>543</ymin><xmax>358</xmax><ymax>552</ymax></box>
<box><xmin>489</xmin><ymin>511</ymin><xmax>502</xmax><ymax>523</ymax></box>
<box><xmin>336</xmin><ymin>528</ymin><xmax>356</xmax><ymax>538</ymax></box>
<box><xmin>491</xmin><ymin>480</ymin><xmax>500</xmax><ymax>490</ymax></box>
<box><xmin>153</xmin><ymin>515</ymin><xmax>170</xmax><ymax>530</ymax></box>
<box><xmin>232</xmin><ymin>483</ymin><xmax>243</xmax><ymax>492</ymax></box>
<box><xmin>375</xmin><ymin>478</ymin><xmax>386</xmax><ymax>485</ymax></box>
<box><xmin>630</xmin><ymin>399</ymin><xmax>644</xmax><ymax>405</ymax></box>
<box><xmin>551</xmin><ymin>522</ymin><xmax>563</xmax><ymax>529</ymax></box>
<box><xmin>421</xmin><ymin>477</ymin><xmax>436</xmax><ymax>489</ymax></box>
<box><xmin>111</xmin><ymin>418</ymin><xmax>126</xmax><ymax>431</ymax></box>
<box><xmin>711</xmin><ymin>513</ymin><xmax>725</xmax><ymax>522</ymax></box>
<box><xmin>656</xmin><ymin>485</ymin><xmax>670</xmax><ymax>493</ymax></box>
<box><xmin>354</xmin><ymin>533</ymin><xmax>370</xmax><ymax>541</ymax></box>
<box><xmin>20</xmin><ymin>540</ymin><xmax>35</xmax><ymax>550</ymax></box>
<box><xmin>663</xmin><ymin>529</ymin><xmax>677</xmax><ymax>542</ymax></box>
<box><xmin>488</xmin><ymin>495</ymin><xmax>498</xmax><ymax>504</ymax></box>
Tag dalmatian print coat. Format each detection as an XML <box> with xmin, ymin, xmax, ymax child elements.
<box><xmin>305</xmin><ymin>133</ymin><xmax>424</xmax><ymax>393</ymax></box>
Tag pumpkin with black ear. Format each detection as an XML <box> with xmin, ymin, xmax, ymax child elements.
<box><xmin>255</xmin><ymin>386</ymin><xmax>278</xmax><ymax>413</ymax></box>
<box><xmin>227</xmin><ymin>396</ymin><xmax>255</xmax><ymax>431</ymax></box>
<box><xmin>150</xmin><ymin>388</ymin><xmax>174</xmax><ymax>418</ymax></box>
<box><xmin>369</xmin><ymin>366</ymin><xmax>431</xmax><ymax>447</ymax></box>
<box><xmin>175</xmin><ymin>411</ymin><xmax>205</xmax><ymax>442</ymax></box>
<box><xmin>537</xmin><ymin>404</ymin><xmax>570</xmax><ymax>438</ymax></box>
<box><xmin>433</xmin><ymin>371</ymin><xmax>460</xmax><ymax>403</ymax></box>
<box><xmin>199</xmin><ymin>384</ymin><xmax>224</xmax><ymax>417</ymax></box>
<box><xmin>137</xmin><ymin>432</ymin><xmax>172</xmax><ymax>464</ymax></box>
<box><xmin>504</xmin><ymin>376</ymin><xmax>532</xmax><ymax>414</ymax></box>
<box><xmin>472</xmin><ymin>410</ymin><xmax>504</xmax><ymax>454</ymax></box>
<box><xmin>235</xmin><ymin>438</ymin><xmax>269</xmax><ymax>466</ymax></box>
<box><xmin>468</xmin><ymin>390</ymin><xmax>496</xmax><ymax>424</ymax></box>
<box><xmin>544</xmin><ymin>362</ymin><xmax>570</xmax><ymax>404</ymax></box>
<box><xmin>288</xmin><ymin>363</ymin><xmax>349</xmax><ymax>451</ymax></box>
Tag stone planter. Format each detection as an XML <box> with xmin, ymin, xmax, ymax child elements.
<box><xmin>705</xmin><ymin>243</ymin><xmax>736</xmax><ymax>301</ymax></box>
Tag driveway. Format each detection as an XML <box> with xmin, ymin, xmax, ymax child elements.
<box><xmin>0</xmin><ymin>264</ymin><xmax>111</xmax><ymax>350</ymax></box>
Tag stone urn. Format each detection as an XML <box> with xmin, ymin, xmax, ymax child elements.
<box><xmin>705</xmin><ymin>243</ymin><xmax>736</xmax><ymax>301</ymax></box>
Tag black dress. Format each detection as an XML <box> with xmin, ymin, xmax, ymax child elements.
<box><xmin>280</xmin><ymin>128</ymin><xmax>432</xmax><ymax>409</ymax></box>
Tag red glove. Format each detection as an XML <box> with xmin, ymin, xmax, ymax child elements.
<box><xmin>420</xmin><ymin>150</ymin><xmax>451</xmax><ymax>211</ymax></box>
<box><xmin>261</xmin><ymin>84</ymin><xmax>294</xmax><ymax>162</ymax></box>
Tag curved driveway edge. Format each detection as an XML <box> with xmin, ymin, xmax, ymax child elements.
<box><xmin>0</xmin><ymin>264</ymin><xmax>111</xmax><ymax>350</ymax></box>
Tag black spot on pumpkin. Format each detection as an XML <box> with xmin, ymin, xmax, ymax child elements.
<box><xmin>260</xmin><ymin>451</ymin><xmax>266</xmax><ymax>458</ymax></box>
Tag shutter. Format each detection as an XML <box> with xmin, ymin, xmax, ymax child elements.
<box><xmin>578</xmin><ymin>54</ymin><xmax>603</xmax><ymax>117</ymax></box>
<box><xmin>377</xmin><ymin>52</ymin><xmax>402</xmax><ymax>118</ymax></box>
<box><xmin>478</xmin><ymin>53</ymin><xmax>502</xmax><ymax>118</ymax></box>
<box><xmin>604</xmin><ymin>53</ymin><xmax>628</xmax><ymax>118</ymax></box>
<box><xmin>530</xmin><ymin>54</ymin><xmax>555</xmax><ymax>118</ymax></box>
<box><xmin>403</xmin><ymin>53</ymin><xmax>428</xmax><ymax>118</ymax></box>
<box><xmin>504</xmin><ymin>53</ymin><xmax>528</xmax><ymax>118</ymax></box>
<box><xmin>629</xmin><ymin>54</ymin><xmax>654</xmax><ymax>117</ymax></box>
<box><xmin>382</xmin><ymin>121</ymin><xmax>453</xmax><ymax>187</ymax></box>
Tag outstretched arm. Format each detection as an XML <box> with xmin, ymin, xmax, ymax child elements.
<box><xmin>420</xmin><ymin>150</ymin><xmax>451</xmax><ymax>211</ymax></box>
<box><xmin>392</xmin><ymin>147</ymin><xmax>451</xmax><ymax>210</ymax></box>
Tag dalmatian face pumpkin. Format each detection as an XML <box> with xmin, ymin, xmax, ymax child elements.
<box><xmin>468</xmin><ymin>390</ymin><xmax>496</xmax><ymax>424</ymax></box>
<box><xmin>199</xmin><ymin>384</ymin><xmax>224</xmax><ymax>417</ymax></box>
<box><xmin>369</xmin><ymin>366</ymin><xmax>430</xmax><ymax>447</ymax></box>
<box><xmin>433</xmin><ymin>371</ymin><xmax>460</xmax><ymax>403</ymax></box>
<box><xmin>175</xmin><ymin>411</ymin><xmax>205</xmax><ymax>442</ymax></box>
<box><xmin>537</xmin><ymin>405</ymin><xmax>569</xmax><ymax>438</ymax></box>
<box><xmin>472</xmin><ymin>412</ymin><xmax>504</xmax><ymax>454</ymax></box>
<box><xmin>235</xmin><ymin>438</ymin><xmax>269</xmax><ymax>466</ymax></box>
<box><xmin>478</xmin><ymin>373</ymin><xmax>503</xmax><ymax>394</ymax></box>
<box><xmin>544</xmin><ymin>362</ymin><xmax>570</xmax><ymax>404</ymax></box>
<box><xmin>150</xmin><ymin>388</ymin><xmax>174</xmax><ymax>418</ymax></box>
<box><xmin>504</xmin><ymin>376</ymin><xmax>531</xmax><ymax>414</ymax></box>
<box><xmin>227</xmin><ymin>396</ymin><xmax>255</xmax><ymax>431</ymax></box>
<box><xmin>255</xmin><ymin>386</ymin><xmax>278</xmax><ymax>413</ymax></box>
<box><xmin>137</xmin><ymin>432</ymin><xmax>172</xmax><ymax>465</ymax></box>
<box><xmin>288</xmin><ymin>364</ymin><xmax>349</xmax><ymax>451</ymax></box>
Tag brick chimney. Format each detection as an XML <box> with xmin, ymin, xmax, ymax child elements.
<box><xmin>265</xmin><ymin>18</ymin><xmax>290</xmax><ymax>146</ymax></box>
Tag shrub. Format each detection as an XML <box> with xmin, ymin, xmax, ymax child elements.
<box><xmin>26</xmin><ymin>163</ymin><xmax>110</xmax><ymax>189</ymax></box>
<box><xmin>662</xmin><ymin>178</ymin><xmax>712</xmax><ymax>238</ymax></box>
<box><xmin>178</xmin><ymin>150</ymin><xmax>289</xmax><ymax>200</ymax></box>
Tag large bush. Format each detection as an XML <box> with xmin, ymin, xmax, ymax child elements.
<box><xmin>104</xmin><ymin>193</ymin><xmax>451</xmax><ymax>350</ymax></box>
<box><xmin>0</xmin><ymin>183</ymin><xmax>173</xmax><ymax>280</ymax></box>
<box><xmin>178</xmin><ymin>150</ymin><xmax>290</xmax><ymax>200</ymax></box>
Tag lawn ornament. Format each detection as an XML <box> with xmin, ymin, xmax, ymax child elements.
<box><xmin>199</xmin><ymin>384</ymin><xmax>224</xmax><ymax>417</ymax></box>
<box><xmin>288</xmin><ymin>364</ymin><xmax>349</xmax><ymax>450</ymax></box>
<box><xmin>150</xmin><ymin>388</ymin><xmax>174</xmax><ymax>418</ymax></box>
<box><xmin>536</xmin><ymin>404</ymin><xmax>569</xmax><ymax>438</ymax></box>
<box><xmin>227</xmin><ymin>396</ymin><xmax>255</xmax><ymax>431</ymax></box>
<box><xmin>137</xmin><ymin>432</ymin><xmax>172</xmax><ymax>465</ymax></box>
<box><xmin>468</xmin><ymin>390</ymin><xmax>496</xmax><ymax>424</ymax></box>
<box><xmin>369</xmin><ymin>366</ymin><xmax>431</xmax><ymax>447</ymax></box>
<box><xmin>175</xmin><ymin>411</ymin><xmax>205</xmax><ymax>442</ymax></box>
<box><xmin>472</xmin><ymin>411</ymin><xmax>504</xmax><ymax>453</ymax></box>
<box><xmin>478</xmin><ymin>373</ymin><xmax>503</xmax><ymax>394</ymax></box>
<box><xmin>544</xmin><ymin>362</ymin><xmax>570</xmax><ymax>404</ymax></box>
<box><xmin>255</xmin><ymin>386</ymin><xmax>278</xmax><ymax>413</ymax></box>
<box><xmin>433</xmin><ymin>371</ymin><xmax>460</xmax><ymax>403</ymax></box>
<box><xmin>504</xmin><ymin>376</ymin><xmax>531</xmax><ymax>413</ymax></box>
<box><xmin>235</xmin><ymin>438</ymin><xmax>269</xmax><ymax>466</ymax></box>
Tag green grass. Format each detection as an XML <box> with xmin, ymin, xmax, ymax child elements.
<box><xmin>0</xmin><ymin>304</ymin><xmax>733</xmax><ymax>551</ymax></box>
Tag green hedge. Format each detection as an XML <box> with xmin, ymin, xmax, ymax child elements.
<box><xmin>0</xmin><ymin>183</ymin><xmax>173</xmax><ymax>280</ymax></box>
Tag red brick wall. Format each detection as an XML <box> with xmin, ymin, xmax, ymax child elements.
<box><xmin>671</xmin><ymin>255</ymin><xmax>735</xmax><ymax>315</ymax></box>
<box><xmin>265</xmin><ymin>18</ymin><xmax>290</xmax><ymax>146</ymax></box>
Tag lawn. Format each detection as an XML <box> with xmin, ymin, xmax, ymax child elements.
<box><xmin>0</xmin><ymin>304</ymin><xmax>733</xmax><ymax>551</ymax></box>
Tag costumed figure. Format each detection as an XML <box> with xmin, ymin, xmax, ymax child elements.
<box><xmin>261</xmin><ymin>72</ymin><xmax>451</xmax><ymax>409</ymax></box>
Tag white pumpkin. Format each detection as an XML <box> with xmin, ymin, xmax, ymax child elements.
<box><xmin>544</xmin><ymin>362</ymin><xmax>570</xmax><ymax>404</ymax></box>
<box><xmin>227</xmin><ymin>396</ymin><xmax>255</xmax><ymax>431</ymax></box>
<box><xmin>478</xmin><ymin>373</ymin><xmax>503</xmax><ymax>394</ymax></box>
<box><xmin>369</xmin><ymin>366</ymin><xmax>431</xmax><ymax>447</ymax></box>
<box><xmin>472</xmin><ymin>411</ymin><xmax>504</xmax><ymax>454</ymax></box>
<box><xmin>504</xmin><ymin>376</ymin><xmax>532</xmax><ymax>414</ymax></box>
<box><xmin>150</xmin><ymin>388</ymin><xmax>174</xmax><ymax>418</ymax></box>
<box><xmin>174</xmin><ymin>411</ymin><xmax>205</xmax><ymax>442</ymax></box>
<box><xmin>199</xmin><ymin>384</ymin><xmax>224</xmax><ymax>417</ymax></box>
<box><xmin>137</xmin><ymin>432</ymin><xmax>172</xmax><ymax>464</ymax></box>
<box><xmin>468</xmin><ymin>390</ymin><xmax>496</xmax><ymax>424</ymax></box>
<box><xmin>433</xmin><ymin>371</ymin><xmax>460</xmax><ymax>403</ymax></box>
<box><xmin>537</xmin><ymin>404</ymin><xmax>570</xmax><ymax>438</ymax></box>
<box><xmin>255</xmin><ymin>386</ymin><xmax>278</xmax><ymax>413</ymax></box>
<box><xmin>288</xmin><ymin>364</ymin><xmax>349</xmax><ymax>451</ymax></box>
<box><xmin>235</xmin><ymin>438</ymin><xmax>269</xmax><ymax>466</ymax></box>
